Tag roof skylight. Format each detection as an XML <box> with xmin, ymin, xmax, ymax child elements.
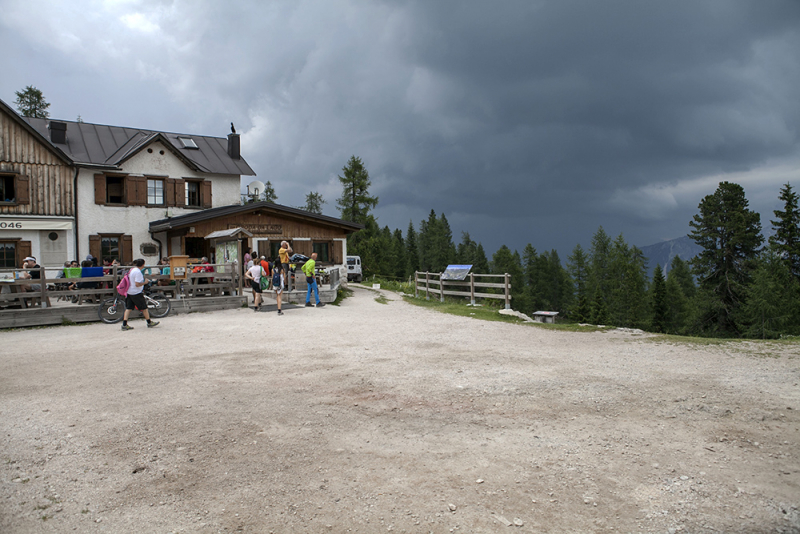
<box><xmin>178</xmin><ymin>137</ymin><xmax>198</xmax><ymax>149</ymax></box>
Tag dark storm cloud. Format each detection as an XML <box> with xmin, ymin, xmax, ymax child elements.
<box><xmin>1</xmin><ymin>0</ymin><xmax>799</xmax><ymax>255</ymax></box>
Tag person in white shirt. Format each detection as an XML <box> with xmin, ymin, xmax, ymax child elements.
<box><xmin>121</xmin><ymin>259</ymin><xmax>159</xmax><ymax>330</ymax></box>
<box><xmin>244</xmin><ymin>261</ymin><xmax>266</xmax><ymax>311</ymax></box>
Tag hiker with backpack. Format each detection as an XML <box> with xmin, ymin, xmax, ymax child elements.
<box><xmin>119</xmin><ymin>259</ymin><xmax>160</xmax><ymax>331</ymax></box>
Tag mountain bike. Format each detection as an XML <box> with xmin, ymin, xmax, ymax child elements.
<box><xmin>97</xmin><ymin>283</ymin><xmax>171</xmax><ymax>324</ymax></box>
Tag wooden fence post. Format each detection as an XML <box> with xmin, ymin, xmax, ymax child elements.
<box><xmin>504</xmin><ymin>273</ymin><xmax>511</xmax><ymax>310</ymax></box>
<box><xmin>112</xmin><ymin>265</ymin><xmax>118</xmax><ymax>295</ymax></box>
<box><xmin>40</xmin><ymin>266</ymin><xmax>47</xmax><ymax>308</ymax></box>
<box><xmin>236</xmin><ymin>260</ymin><xmax>243</xmax><ymax>297</ymax></box>
<box><xmin>440</xmin><ymin>273</ymin><xmax>444</xmax><ymax>302</ymax></box>
<box><xmin>425</xmin><ymin>272</ymin><xmax>430</xmax><ymax>300</ymax></box>
<box><xmin>470</xmin><ymin>273</ymin><xmax>475</xmax><ymax>306</ymax></box>
<box><xmin>414</xmin><ymin>271</ymin><xmax>419</xmax><ymax>298</ymax></box>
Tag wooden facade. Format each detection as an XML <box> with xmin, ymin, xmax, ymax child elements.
<box><xmin>156</xmin><ymin>204</ymin><xmax>360</xmax><ymax>265</ymax></box>
<box><xmin>0</xmin><ymin>106</ymin><xmax>74</xmax><ymax>217</ymax></box>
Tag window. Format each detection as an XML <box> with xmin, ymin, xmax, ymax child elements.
<box><xmin>147</xmin><ymin>179</ymin><xmax>165</xmax><ymax>205</ymax></box>
<box><xmin>185</xmin><ymin>181</ymin><xmax>201</xmax><ymax>207</ymax></box>
<box><xmin>106</xmin><ymin>176</ymin><xmax>125</xmax><ymax>204</ymax></box>
<box><xmin>313</xmin><ymin>242</ymin><xmax>330</xmax><ymax>262</ymax></box>
<box><xmin>0</xmin><ymin>242</ymin><xmax>15</xmax><ymax>268</ymax></box>
<box><xmin>101</xmin><ymin>236</ymin><xmax>120</xmax><ymax>262</ymax></box>
<box><xmin>178</xmin><ymin>137</ymin><xmax>198</xmax><ymax>149</ymax></box>
<box><xmin>0</xmin><ymin>175</ymin><xmax>14</xmax><ymax>203</ymax></box>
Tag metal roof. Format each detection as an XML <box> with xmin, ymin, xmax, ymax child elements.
<box><xmin>22</xmin><ymin>116</ymin><xmax>255</xmax><ymax>176</ymax></box>
<box><xmin>149</xmin><ymin>201</ymin><xmax>365</xmax><ymax>233</ymax></box>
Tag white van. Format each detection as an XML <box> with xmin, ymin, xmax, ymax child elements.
<box><xmin>346</xmin><ymin>255</ymin><xmax>362</xmax><ymax>282</ymax></box>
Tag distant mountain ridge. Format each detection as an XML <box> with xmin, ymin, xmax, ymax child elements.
<box><xmin>638</xmin><ymin>236</ymin><xmax>702</xmax><ymax>277</ymax></box>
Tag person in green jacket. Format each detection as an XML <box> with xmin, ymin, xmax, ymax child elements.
<box><xmin>302</xmin><ymin>253</ymin><xmax>324</xmax><ymax>307</ymax></box>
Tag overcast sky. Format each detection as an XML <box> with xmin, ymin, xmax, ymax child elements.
<box><xmin>2</xmin><ymin>0</ymin><xmax>799</xmax><ymax>258</ymax></box>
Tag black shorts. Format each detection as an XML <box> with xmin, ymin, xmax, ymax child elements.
<box><xmin>126</xmin><ymin>293</ymin><xmax>147</xmax><ymax>311</ymax></box>
<box><xmin>250</xmin><ymin>279</ymin><xmax>262</xmax><ymax>294</ymax></box>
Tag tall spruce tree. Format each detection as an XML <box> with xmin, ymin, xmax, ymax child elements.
<box><xmin>650</xmin><ymin>264</ymin><xmax>668</xmax><ymax>333</ymax></box>
<box><xmin>15</xmin><ymin>86</ymin><xmax>50</xmax><ymax>118</ymax></box>
<box><xmin>405</xmin><ymin>221</ymin><xmax>419</xmax><ymax>277</ymax></box>
<box><xmin>303</xmin><ymin>191</ymin><xmax>325</xmax><ymax>214</ymax></box>
<box><xmin>665</xmin><ymin>256</ymin><xmax>696</xmax><ymax>334</ymax></box>
<box><xmin>262</xmin><ymin>181</ymin><xmax>278</xmax><ymax>203</ymax></box>
<box><xmin>769</xmin><ymin>183</ymin><xmax>800</xmax><ymax>279</ymax></box>
<box><xmin>492</xmin><ymin>245</ymin><xmax>524</xmax><ymax>308</ymax></box>
<box><xmin>588</xmin><ymin>226</ymin><xmax>612</xmax><ymax>321</ymax></box>
<box><xmin>607</xmin><ymin>235</ymin><xmax>649</xmax><ymax>328</ymax></box>
<box><xmin>392</xmin><ymin>228</ymin><xmax>407</xmax><ymax>279</ymax></box>
<box><xmin>689</xmin><ymin>181</ymin><xmax>763</xmax><ymax>336</ymax></box>
<box><xmin>336</xmin><ymin>156</ymin><xmax>378</xmax><ymax>225</ymax></box>
<box><xmin>741</xmin><ymin>248</ymin><xmax>800</xmax><ymax>339</ymax></box>
<box><xmin>567</xmin><ymin>244</ymin><xmax>590</xmax><ymax>322</ymax></box>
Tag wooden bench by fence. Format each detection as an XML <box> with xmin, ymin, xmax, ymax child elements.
<box><xmin>414</xmin><ymin>271</ymin><xmax>511</xmax><ymax>309</ymax></box>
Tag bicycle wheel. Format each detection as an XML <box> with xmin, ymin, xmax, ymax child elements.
<box><xmin>98</xmin><ymin>297</ymin><xmax>124</xmax><ymax>324</ymax></box>
<box><xmin>147</xmin><ymin>292</ymin><xmax>171</xmax><ymax>318</ymax></box>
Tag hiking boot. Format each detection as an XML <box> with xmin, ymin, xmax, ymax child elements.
<box><xmin>121</xmin><ymin>324</ymin><xmax>134</xmax><ymax>331</ymax></box>
<box><xmin>315</xmin><ymin>302</ymin><xmax>325</xmax><ymax>307</ymax></box>
<box><xmin>147</xmin><ymin>321</ymin><xmax>160</xmax><ymax>328</ymax></box>
<box><xmin>305</xmin><ymin>302</ymin><xmax>313</xmax><ymax>307</ymax></box>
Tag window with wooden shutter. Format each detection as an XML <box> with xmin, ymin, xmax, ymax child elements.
<box><xmin>202</xmin><ymin>180</ymin><xmax>212</xmax><ymax>208</ymax></box>
<box><xmin>126</xmin><ymin>176</ymin><xmax>147</xmax><ymax>206</ymax></box>
<box><xmin>17</xmin><ymin>241</ymin><xmax>32</xmax><ymax>266</ymax></box>
<box><xmin>94</xmin><ymin>174</ymin><xmax>106</xmax><ymax>205</ymax></box>
<box><xmin>15</xmin><ymin>175</ymin><xmax>30</xmax><ymax>205</ymax></box>
<box><xmin>122</xmin><ymin>235</ymin><xmax>133</xmax><ymax>264</ymax></box>
<box><xmin>165</xmin><ymin>179</ymin><xmax>176</xmax><ymax>207</ymax></box>
<box><xmin>89</xmin><ymin>235</ymin><xmax>101</xmax><ymax>260</ymax></box>
<box><xmin>175</xmin><ymin>179</ymin><xmax>186</xmax><ymax>207</ymax></box>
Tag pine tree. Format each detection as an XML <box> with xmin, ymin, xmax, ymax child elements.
<box><xmin>607</xmin><ymin>235</ymin><xmax>648</xmax><ymax>328</ymax></box>
<box><xmin>741</xmin><ymin>248</ymin><xmax>800</xmax><ymax>339</ymax></box>
<box><xmin>392</xmin><ymin>228</ymin><xmax>407</xmax><ymax>279</ymax></box>
<box><xmin>567</xmin><ymin>244</ymin><xmax>590</xmax><ymax>322</ymax></box>
<box><xmin>262</xmin><ymin>181</ymin><xmax>278</xmax><ymax>203</ymax></box>
<box><xmin>650</xmin><ymin>264</ymin><xmax>668</xmax><ymax>333</ymax></box>
<box><xmin>474</xmin><ymin>243</ymin><xmax>490</xmax><ymax>274</ymax></box>
<box><xmin>588</xmin><ymin>226</ymin><xmax>612</xmax><ymax>309</ymax></box>
<box><xmin>405</xmin><ymin>221</ymin><xmax>419</xmax><ymax>277</ymax></box>
<box><xmin>491</xmin><ymin>245</ymin><xmax>524</xmax><ymax>308</ymax></box>
<box><xmin>303</xmin><ymin>191</ymin><xmax>325</xmax><ymax>214</ymax></box>
<box><xmin>665</xmin><ymin>256</ymin><xmax>696</xmax><ymax>334</ymax></box>
<box><xmin>769</xmin><ymin>183</ymin><xmax>800</xmax><ymax>279</ymax></box>
<box><xmin>15</xmin><ymin>86</ymin><xmax>50</xmax><ymax>118</ymax></box>
<box><xmin>689</xmin><ymin>181</ymin><xmax>763</xmax><ymax>336</ymax></box>
<box><xmin>336</xmin><ymin>156</ymin><xmax>378</xmax><ymax>225</ymax></box>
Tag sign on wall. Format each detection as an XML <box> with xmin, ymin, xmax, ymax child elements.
<box><xmin>0</xmin><ymin>218</ymin><xmax>74</xmax><ymax>231</ymax></box>
<box><xmin>228</xmin><ymin>223</ymin><xmax>282</xmax><ymax>234</ymax></box>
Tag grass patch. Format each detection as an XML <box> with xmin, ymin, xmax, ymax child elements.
<box><xmin>332</xmin><ymin>287</ymin><xmax>353</xmax><ymax>306</ymax></box>
<box><xmin>355</xmin><ymin>277</ymin><xmax>414</xmax><ymax>293</ymax></box>
<box><xmin>401</xmin><ymin>295</ymin><xmax>612</xmax><ymax>331</ymax></box>
<box><xmin>374</xmin><ymin>295</ymin><xmax>389</xmax><ymax>305</ymax></box>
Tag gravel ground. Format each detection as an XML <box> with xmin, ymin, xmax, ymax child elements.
<box><xmin>1</xmin><ymin>285</ymin><xmax>799</xmax><ymax>533</ymax></box>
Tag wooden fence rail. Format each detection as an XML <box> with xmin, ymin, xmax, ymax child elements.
<box><xmin>414</xmin><ymin>271</ymin><xmax>511</xmax><ymax>309</ymax></box>
<box><xmin>0</xmin><ymin>263</ymin><xmax>245</xmax><ymax>327</ymax></box>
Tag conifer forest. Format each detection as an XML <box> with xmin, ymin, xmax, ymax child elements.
<box><xmin>336</xmin><ymin>157</ymin><xmax>799</xmax><ymax>339</ymax></box>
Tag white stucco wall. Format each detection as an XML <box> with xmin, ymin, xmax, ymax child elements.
<box><xmin>77</xmin><ymin>140</ymin><xmax>242</xmax><ymax>261</ymax></box>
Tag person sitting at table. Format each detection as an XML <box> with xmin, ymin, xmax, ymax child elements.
<box><xmin>19</xmin><ymin>257</ymin><xmax>42</xmax><ymax>292</ymax></box>
<box><xmin>157</xmin><ymin>257</ymin><xmax>174</xmax><ymax>286</ymax></box>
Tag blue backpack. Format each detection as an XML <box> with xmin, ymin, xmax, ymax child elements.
<box><xmin>272</xmin><ymin>269</ymin><xmax>281</xmax><ymax>288</ymax></box>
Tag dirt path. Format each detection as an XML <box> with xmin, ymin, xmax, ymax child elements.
<box><xmin>1</xmin><ymin>286</ymin><xmax>799</xmax><ymax>533</ymax></box>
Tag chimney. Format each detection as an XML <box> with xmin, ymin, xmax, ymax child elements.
<box><xmin>227</xmin><ymin>133</ymin><xmax>240</xmax><ymax>160</ymax></box>
<box><xmin>49</xmin><ymin>121</ymin><xmax>67</xmax><ymax>144</ymax></box>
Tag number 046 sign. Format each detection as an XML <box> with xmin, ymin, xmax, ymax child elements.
<box><xmin>0</xmin><ymin>219</ymin><xmax>73</xmax><ymax>230</ymax></box>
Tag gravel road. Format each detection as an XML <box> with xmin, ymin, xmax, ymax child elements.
<box><xmin>1</xmin><ymin>285</ymin><xmax>799</xmax><ymax>533</ymax></box>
